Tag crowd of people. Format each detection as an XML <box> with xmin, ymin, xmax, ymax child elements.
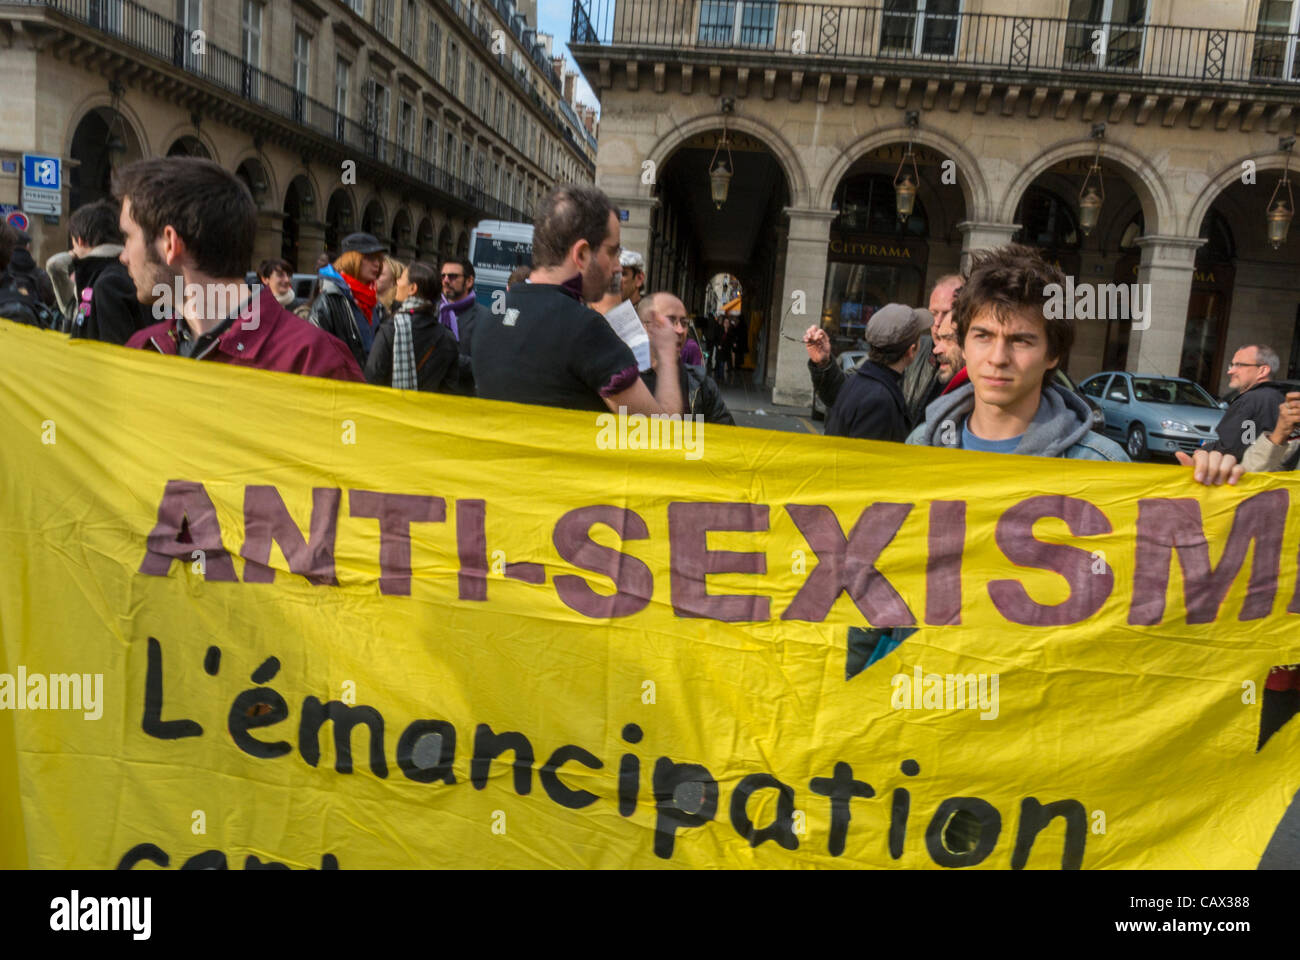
<box><xmin>0</xmin><ymin>155</ymin><xmax>1295</xmax><ymax>747</ymax></box>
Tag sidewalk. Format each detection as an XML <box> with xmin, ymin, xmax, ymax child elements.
<box><xmin>717</xmin><ymin>372</ymin><xmax>823</xmax><ymax>435</ymax></box>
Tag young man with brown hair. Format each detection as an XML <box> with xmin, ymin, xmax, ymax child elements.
<box><xmin>117</xmin><ymin>157</ymin><xmax>362</xmax><ymax>382</ymax></box>
<box><xmin>906</xmin><ymin>245</ymin><xmax>1128</xmax><ymax>460</ymax></box>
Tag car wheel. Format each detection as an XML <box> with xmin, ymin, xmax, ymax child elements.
<box><xmin>1126</xmin><ymin>423</ymin><xmax>1147</xmax><ymax>461</ymax></box>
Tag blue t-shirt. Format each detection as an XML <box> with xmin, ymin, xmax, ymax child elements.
<box><xmin>961</xmin><ymin>419</ymin><xmax>1021</xmax><ymax>454</ymax></box>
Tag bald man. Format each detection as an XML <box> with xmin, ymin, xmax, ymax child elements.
<box><xmin>638</xmin><ymin>292</ymin><xmax>734</xmax><ymax>425</ymax></box>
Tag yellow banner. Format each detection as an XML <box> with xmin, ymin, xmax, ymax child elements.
<box><xmin>1</xmin><ymin>320</ymin><xmax>1298</xmax><ymax>869</ymax></box>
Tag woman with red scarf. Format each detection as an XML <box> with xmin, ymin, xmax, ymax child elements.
<box><xmin>306</xmin><ymin>233</ymin><xmax>389</xmax><ymax>370</ymax></box>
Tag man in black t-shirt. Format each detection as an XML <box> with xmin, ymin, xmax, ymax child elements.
<box><xmin>472</xmin><ymin>185</ymin><xmax>682</xmax><ymax>415</ymax></box>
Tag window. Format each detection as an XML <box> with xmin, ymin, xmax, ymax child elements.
<box><xmin>880</xmin><ymin>0</ymin><xmax>960</xmax><ymax>57</ymax></box>
<box><xmin>423</xmin><ymin>117</ymin><xmax>437</xmax><ymax>169</ymax></box>
<box><xmin>467</xmin><ymin>60</ymin><xmax>477</xmax><ymax>111</ymax></box>
<box><xmin>374</xmin><ymin>0</ymin><xmax>394</xmax><ymax>38</ymax></box>
<box><xmin>398</xmin><ymin>99</ymin><xmax>415</xmax><ymax>170</ymax></box>
<box><xmin>697</xmin><ymin>0</ymin><xmax>777</xmax><ymax>49</ymax></box>
<box><xmin>446</xmin><ymin>40</ymin><xmax>459</xmax><ymax>96</ymax></box>
<box><xmin>1014</xmin><ymin>187</ymin><xmax>1080</xmax><ymax>250</ymax></box>
<box><xmin>1081</xmin><ymin>376</ymin><xmax>1108</xmax><ymax>399</ymax></box>
<box><xmin>481</xmin><ymin>76</ymin><xmax>491</xmax><ymax>120</ymax></box>
<box><xmin>427</xmin><ymin>20</ymin><xmax>442</xmax><ymax>80</ymax></box>
<box><xmin>462</xmin><ymin>142</ymin><xmax>472</xmax><ymax>189</ymax></box>
<box><xmin>1254</xmin><ymin>0</ymin><xmax>1300</xmax><ymax>81</ymax></box>
<box><xmin>507</xmin><ymin>102</ymin><xmax>516</xmax><ymax>143</ymax></box>
<box><xmin>174</xmin><ymin>0</ymin><xmax>202</xmax><ymax>70</ymax></box>
<box><xmin>241</xmin><ymin>0</ymin><xmax>263</xmax><ymax>98</ymax></box>
<box><xmin>347</xmin><ymin>0</ymin><xmax>364</xmax><ymax>13</ymax></box>
<box><xmin>1065</xmin><ymin>0</ymin><xmax>1147</xmax><ymax>71</ymax></box>
<box><xmin>293</xmin><ymin>28</ymin><xmax>311</xmax><ymax>95</ymax></box>
<box><xmin>90</xmin><ymin>0</ymin><xmax>124</xmax><ymax>34</ymax></box>
<box><xmin>335</xmin><ymin>58</ymin><xmax>351</xmax><ymax>138</ymax></box>
<box><xmin>445</xmin><ymin>131</ymin><xmax>456</xmax><ymax>182</ymax></box>
<box><xmin>367</xmin><ymin>79</ymin><xmax>391</xmax><ymax>161</ymax></box>
<box><xmin>1107</xmin><ymin>378</ymin><xmax>1131</xmax><ymax>402</ymax></box>
<box><xmin>402</xmin><ymin>0</ymin><xmax>418</xmax><ymax>56</ymax></box>
<box><xmin>832</xmin><ymin>172</ymin><xmax>928</xmax><ymax>236</ymax></box>
<box><xmin>495</xmin><ymin>90</ymin><xmax>504</xmax><ymax>128</ymax></box>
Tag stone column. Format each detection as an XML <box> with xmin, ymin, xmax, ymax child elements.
<box><xmin>956</xmin><ymin>221</ymin><xmax>1021</xmax><ymax>271</ymax></box>
<box><xmin>296</xmin><ymin>219</ymin><xmax>327</xmax><ymax>273</ymax></box>
<box><xmin>1128</xmin><ymin>236</ymin><xmax>1202</xmax><ymax>378</ymax></box>
<box><xmin>251</xmin><ymin>209</ymin><xmax>285</xmax><ymax>272</ymax></box>
<box><xmin>604</xmin><ymin>194</ymin><xmax>657</xmax><ymax>276</ymax></box>
<box><xmin>772</xmin><ymin>207</ymin><xmax>838</xmax><ymax>407</ymax></box>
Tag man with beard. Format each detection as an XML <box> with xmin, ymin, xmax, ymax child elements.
<box><xmin>437</xmin><ymin>256</ymin><xmax>492</xmax><ymax>395</ymax></box>
<box><xmin>471</xmin><ymin>185</ymin><xmax>682</xmax><ymax>416</ymax></box>
<box><xmin>117</xmin><ymin>157</ymin><xmax>362</xmax><ymax>381</ymax></box>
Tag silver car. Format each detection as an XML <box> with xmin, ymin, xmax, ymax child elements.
<box><xmin>1079</xmin><ymin>372</ymin><xmax>1225</xmax><ymax>460</ymax></box>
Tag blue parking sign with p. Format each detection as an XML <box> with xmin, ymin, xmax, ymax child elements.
<box><xmin>23</xmin><ymin>154</ymin><xmax>61</xmax><ymax>191</ymax></box>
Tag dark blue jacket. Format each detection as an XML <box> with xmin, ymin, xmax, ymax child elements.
<box><xmin>824</xmin><ymin>359</ymin><xmax>908</xmax><ymax>442</ymax></box>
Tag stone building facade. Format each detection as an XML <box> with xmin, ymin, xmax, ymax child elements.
<box><xmin>572</xmin><ymin>0</ymin><xmax>1300</xmax><ymax>404</ymax></box>
<box><xmin>0</xmin><ymin>0</ymin><xmax>595</xmax><ymax>273</ymax></box>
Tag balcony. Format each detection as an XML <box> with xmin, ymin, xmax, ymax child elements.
<box><xmin>570</xmin><ymin>0</ymin><xmax>1300</xmax><ymax>92</ymax></box>
<box><xmin>6</xmin><ymin>0</ymin><xmax>587</xmax><ymax>216</ymax></box>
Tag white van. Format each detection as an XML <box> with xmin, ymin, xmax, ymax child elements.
<box><xmin>469</xmin><ymin>221</ymin><xmax>533</xmax><ymax>310</ymax></box>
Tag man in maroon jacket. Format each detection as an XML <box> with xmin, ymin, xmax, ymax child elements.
<box><xmin>117</xmin><ymin>157</ymin><xmax>362</xmax><ymax>382</ymax></box>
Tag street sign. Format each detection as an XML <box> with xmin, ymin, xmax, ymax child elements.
<box><xmin>0</xmin><ymin>205</ymin><xmax>29</xmax><ymax>232</ymax></box>
<box><xmin>619</xmin><ymin>209</ymin><xmax>629</xmax><ymax>221</ymax></box>
<box><xmin>22</xmin><ymin>153</ymin><xmax>62</xmax><ymax>216</ymax></box>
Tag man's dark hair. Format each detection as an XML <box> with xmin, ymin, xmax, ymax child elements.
<box><xmin>954</xmin><ymin>244</ymin><xmax>1072</xmax><ymax>368</ymax></box>
<box><xmin>531</xmin><ymin>185</ymin><xmax>615</xmax><ymax>268</ymax></box>
<box><xmin>257</xmin><ymin>258</ymin><xmax>293</xmax><ymax>281</ymax></box>
<box><xmin>406</xmin><ymin>261</ymin><xmax>437</xmax><ymax>298</ymax></box>
<box><xmin>0</xmin><ymin>220</ymin><xmax>15</xmax><ymax>273</ymax></box>
<box><xmin>112</xmin><ymin>157</ymin><xmax>256</xmax><ymax>278</ymax></box>
<box><xmin>442</xmin><ymin>256</ymin><xmax>475</xmax><ymax>281</ymax></box>
<box><xmin>68</xmin><ymin>200</ymin><xmax>125</xmax><ymax>249</ymax></box>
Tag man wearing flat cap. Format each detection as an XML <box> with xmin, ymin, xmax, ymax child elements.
<box><xmin>804</xmin><ymin>303</ymin><xmax>930</xmax><ymax>442</ymax></box>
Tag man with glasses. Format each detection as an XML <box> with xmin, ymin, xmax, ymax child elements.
<box><xmin>1202</xmin><ymin>344</ymin><xmax>1285</xmax><ymax>462</ymax></box>
<box><xmin>438</xmin><ymin>257</ymin><xmax>492</xmax><ymax>395</ymax></box>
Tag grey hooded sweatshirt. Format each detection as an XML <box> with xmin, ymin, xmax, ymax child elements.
<box><xmin>906</xmin><ymin>381</ymin><xmax>1128</xmax><ymax>461</ymax></box>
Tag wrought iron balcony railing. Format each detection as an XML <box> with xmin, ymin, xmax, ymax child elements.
<box><xmin>11</xmin><ymin>0</ymin><xmax>599</xmax><ymax>219</ymax></box>
<box><xmin>570</xmin><ymin>0</ymin><xmax>1300</xmax><ymax>88</ymax></box>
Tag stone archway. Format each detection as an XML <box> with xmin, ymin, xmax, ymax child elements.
<box><xmin>817</xmin><ymin>125</ymin><xmax>991</xmax><ymax>224</ymax></box>
<box><xmin>67</xmin><ymin>104</ymin><xmax>146</xmax><ymax>212</ymax></box>
<box><xmin>642</xmin><ymin>111</ymin><xmax>811</xmax><ymax>208</ymax></box>
<box><xmin>325</xmin><ymin>188</ymin><xmax>357</xmax><ymax>256</ymax></box>
<box><xmin>1000</xmin><ymin>138</ymin><xmax>1175</xmax><ymax>238</ymax></box>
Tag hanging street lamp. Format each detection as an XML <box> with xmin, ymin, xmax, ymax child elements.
<box><xmin>893</xmin><ymin>111</ymin><xmax>920</xmax><ymax>222</ymax></box>
<box><xmin>1078</xmin><ymin>123</ymin><xmax>1106</xmax><ymax>237</ymax></box>
<box><xmin>1266</xmin><ymin>136</ymin><xmax>1295</xmax><ymax>250</ymax></box>
<box><xmin>708</xmin><ymin>98</ymin><xmax>736</xmax><ymax>210</ymax></box>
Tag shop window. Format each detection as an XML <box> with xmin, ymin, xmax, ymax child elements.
<box><xmin>832</xmin><ymin>173</ymin><xmax>928</xmax><ymax>237</ymax></box>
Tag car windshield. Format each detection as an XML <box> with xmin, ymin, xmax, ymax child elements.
<box><xmin>1131</xmin><ymin>377</ymin><xmax>1216</xmax><ymax>407</ymax></box>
